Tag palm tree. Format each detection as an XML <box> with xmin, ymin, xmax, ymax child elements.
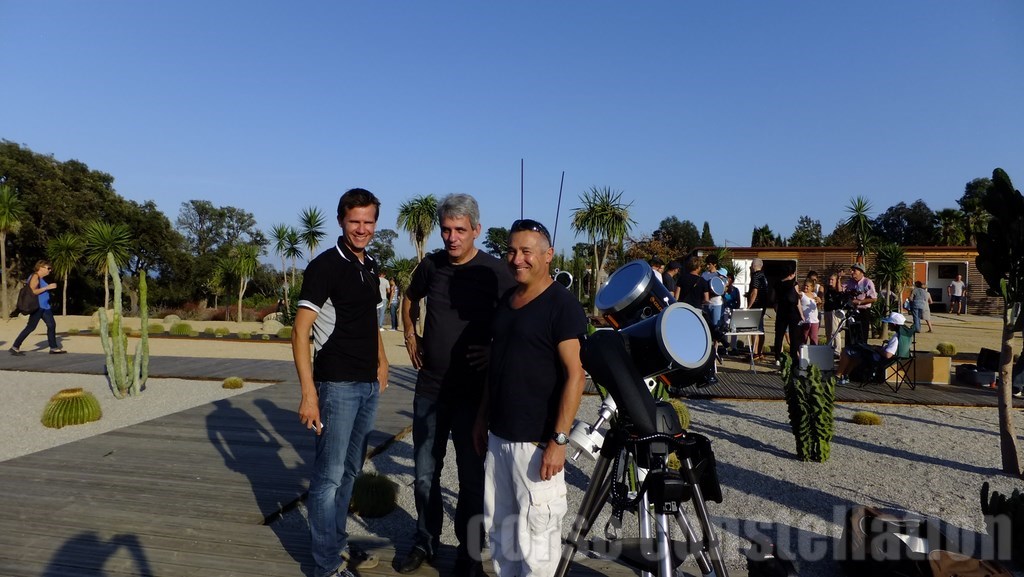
<box><xmin>299</xmin><ymin>207</ymin><xmax>327</xmax><ymax>263</ymax></box>
<box><xmin>82</xmin><ymin>221</ymin><xmax>132</xmax><ymax>310</ymax></box>
<box><xmin>0</xmin><ymin>184</ymin><xmax>27</xmax><ymax>319</ymax></box>
<box><xmin>47</xmin><ymin>232</ymin><xmax>84</xmax><ymax>316</ymax></box>
<box><xmin>396</xmin><ymin>195</ymin><xmax>438</xmax><ymax>262</ymax></box>
<box><xmin>284</xmin><ymin>228</ymin><xmax>303</xmax><ymax>287</ymax></box>
<box><xmin>846</xmin><ymin>196</ymin><xmax>874</xmax><ymax>263</ymax></box>
<box><xmin>571</xmin><ymin>186</ymin><xmax>636</xmax><ymax>314</ymax></box>
<box><xmin>936</xmin><ymin>209</ymin><xmax>966</xmax><ymax>246</ymax></box>
<box><xmin>269</xmin><ymin>223</ymin><xmax>294</xmax><ymax>310</ymax></box>
<box><xmin>230</xmin><ymin>244</ymin><xmax>261</xmax><ymax>323</ymax></box>
<box><xmin>751</xmin><ymin>225</ymin><xmax>778</xmax><ymax>247</ymax></box>
<box><xmin>871</xmin><ymin>243</ymin><xmax>910</xmax><ymax>339</ymax></box>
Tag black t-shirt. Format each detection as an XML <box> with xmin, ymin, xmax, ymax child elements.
<box><xmin>677</xmin><ymin>272</ymin><xmax>707</xmax><ymax>308</ymax></box>
<box><xmin>406</xmin><ymin>250</ymin><xmax>515</xmax><ymax>399</ymax></box>
<box><xmin>488</xmin><ymin>282</ymin><xmax>588</xmax><ymax>443</ymax></box>
<box><xmin>662</xmin><ymin>272</ymin><xmax>677</xmax><ymax>295</ymax></box>
<box><xmin>297</xmin><ymin>237</ymin><xmax>381</xmax><ymax>383</ymax></box>
<box><xmin>775</xmin><ymin>277</ymin><xmax>799</xmax><ymax>322</ymax></box>
<box><xmin>749</xmin><ymin>270</ymin><xmax>769</xmax><ymax>309</ymax></box>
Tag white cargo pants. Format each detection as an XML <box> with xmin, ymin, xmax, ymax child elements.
<box><xmin>484</xmin><ymin>433</ymin><xmax>568</xmax><ymax>577</ymax></box>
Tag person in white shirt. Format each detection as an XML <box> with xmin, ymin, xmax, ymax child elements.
<box><xmin>799</xmin><ymin>279</ymin><xmax>821</xmax><ymax>345</ymax></box>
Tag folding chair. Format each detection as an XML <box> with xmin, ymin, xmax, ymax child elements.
<box><xmin>864</xmin><ymin>325</ymin><xmax>916</xmax><ymax>392</ymax></box>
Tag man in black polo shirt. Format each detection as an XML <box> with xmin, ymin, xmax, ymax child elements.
<box><xmin>397</xmin><ymin>194</ymin><xmax>514</xmax><ymax>577</ymax></box>
<box><xmin>475</xmin><ymin>218</ymin><xmax>587</xmax><ymax>577</ymax></box>
<box><xmin>292</xmin><ymin>188</ymin><xmax>389</xmax><ymax>577</ymax></box>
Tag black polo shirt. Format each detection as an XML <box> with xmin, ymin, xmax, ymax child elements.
<box><xmin>298</xmin><ymin>236</ymin><xmax>381</xmax><ymax>383</ymax></box>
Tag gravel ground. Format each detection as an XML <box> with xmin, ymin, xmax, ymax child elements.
<box><xmin>0</xmin><ymin>370</ymin><xmax>272</xmax><ymax>462</ymax></box>
<box><xmin>281</xmin><ymin>395</ymin><xmax>1024</xmax><ymax>576</ymax></box>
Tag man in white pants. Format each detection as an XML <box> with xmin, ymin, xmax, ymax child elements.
<box><xmin>474</xmin><ymin>219</ymin><xmax>587</xmax><ymax>577</ymax></box>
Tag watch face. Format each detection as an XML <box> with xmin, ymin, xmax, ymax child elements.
<box><xmin>553</xmin><ymin>432</ymin><xmax>569</xmax><ymax>445</ymax></box>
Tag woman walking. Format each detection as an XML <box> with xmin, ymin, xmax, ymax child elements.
<box><xmin>910</xmin><ymin>281</ymin><xmax>934</xmax><ymax>333</ymax></box>
<box><xmin>10</xmin><ymin>260</ymin><xmax>66</xmax><ymax>355</ymax></box>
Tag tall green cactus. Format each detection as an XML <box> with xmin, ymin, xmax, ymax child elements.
<box><xmin>780</xmin><ymin>355</ymin><xmax>836</xmax><ymax>462</ymax></box>
<box><xmin>980</xmin><ymin>481</ymin><xmax>1024</xmax><ymax>561</ymax></box>
<box><xmin>98</xmin><ymin>252</ymin><xmax>150</xmax><ymax>398</ymax></box>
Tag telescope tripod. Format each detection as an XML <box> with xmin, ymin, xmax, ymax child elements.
<box><xmin>555</xmin><ymin>426</ymin><xmax>730</xmax><ymax>577</ymax></box>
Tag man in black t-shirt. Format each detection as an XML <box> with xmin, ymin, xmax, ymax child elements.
<box><xmin>292</xmin><ymin>188</ymin><xmax>389</xmax><ymax>577</ymax></box>
<box><xmin>397</xmin><ymin>194</ymin><xmax>514</xmax><ymax>577</ymax></box>
<box><xmin>474</xmin><ymin>219</ymin><xmax>587</xmax><ymax>577</ymax></box>
<box><xmin>678</xmin><ymin>255</ymin><xmax>709</xmax><ymax>309</ymax></box>
<box><xmin>747</xmin><ymin>257</ymin><xmax>769</xmax><ymax>357</ymax></box>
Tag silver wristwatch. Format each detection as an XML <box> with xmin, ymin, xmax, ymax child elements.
<box><xmin>552</xmin><ymin>431</ymin><xmax>569</xmax><ymax>446</ymax></box>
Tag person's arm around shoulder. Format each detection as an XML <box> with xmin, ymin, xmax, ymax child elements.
<box><xmin>540</xmin><ymin>337</ymin><xmax>586</xmax><ymax>481</ymax></box>
<box><xmin>291</xmin><ymin>307</ymin><xmax>323</xmax><ymax>435</ymax></box>
<box><xmin>401</xmin><ymin>292</ymin><xmax>424</xmax><ymax>369</ymax></box>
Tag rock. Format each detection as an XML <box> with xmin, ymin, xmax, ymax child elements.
<box><xmin>262</xmin><ymin>319</ymin><xmax>284</xmax><ymax>335</ymax></box>
<box><xmin>163</xmin><ymin>314</ymin><xmax>182</xmax><ymax>325</ymax></box>
<box><xmin>263</xmin><ymin>312</ymin><xmax>283</xmax><ymax>323</ymax></box>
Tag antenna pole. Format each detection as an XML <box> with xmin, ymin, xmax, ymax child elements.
<box><xmin>520</xmin><ymin>158</ymin><xmax>524</xmax><ymax>219</ymax></box>
<box><xmin>552</xmin><ymin>171</ymin><xmax>565</xmax><ymax>247</ymax></box>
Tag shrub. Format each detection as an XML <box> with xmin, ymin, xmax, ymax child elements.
<box><xmin>936</xmin><ymin>342</ymin><xmax>957</xmax><ymax>356</ymax></box>
<box><xmin>222</xmin><ymin>377</ymin><xmax>244</xmax><ymax>389</ymax></box>
<box><xmin>169</xmin><ymin>322</ymin><xmax>193</xmax><ymax>336</ymax></box>
<box><xmin>237</xmin><ymin>331</ymin><xmax>252</xmax><ymax>340</ymax></box>
<box><xmin>350</xmin><ymin>472</ymin><xmax>398</xmax><ymax>517</ymax></box>
<box><xmin>277</xmin><ymin>326</ymin><xmax>293</xmax><ymax>339</ymax></box>
<box><xmin>41</xmin><ymin>388</ymin><xmax>102</xmax><ymax>429</ymax></box>
<box><xmin>214</xmin><ymin>327</ymin><xmax>230</xmax><ymax>337</ymax></box>
<box><xmin>851</xmin><ymin>411</ymin><xmax>882</xmax><ymax>426</ymax></box>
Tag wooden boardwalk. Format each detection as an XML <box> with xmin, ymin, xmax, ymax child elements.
<box><xmin>0</xmin><ymin>353</ymin><xmax>1014</xmax><ymax>576</ymax></box>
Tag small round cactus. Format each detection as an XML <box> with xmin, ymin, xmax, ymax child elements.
<box><xmin>214</xmin><ymin>327</ymin><xmax>230</xmax><ymax>337</ymax></box>
<box><xmin>42</xmin><ymin>388</ymin><xmax>102</xmax><ymax>429</ymax></box>
<box><xmin>237</xmin><ymin>331</ymin><xmax>252</xmax><ymax>340</ymax></box>
<box><xmin>222</xmin><ymin>377</ymin><xmax>244</xmax><ymax>389</ymax></box>
<box><xmin>276</xmin><ymin>326</ymin><xmax>293</xmax><ymax>339</ymax></box>
<box><xmin>851</xmin><ymin>411</ymin><xmax>883</xmax><ymax>426</ymax></box>
<box><xmin>350</xmin><ymin>472</ymin><xmax>398</xmax><ymax>518</ymax></box>
<box><xmin>169</xmin><ymin>322</ymin><xmax>193</xmax><ymax>336</ymax></box>
<box><xmin>935</xmin><ymin>342</ymin><xmax>957</xmax><ymax>356</ymax></box>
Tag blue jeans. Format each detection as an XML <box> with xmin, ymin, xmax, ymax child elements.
<box><xmin>308</xmin><ymin>380</ymin><xmax>379</xmax><ymax>577</ymax></box>
<box><xmin>389</xmin><ymin>302</ymin><xmax>399</xmax><ymax>330</ymax></box>
<box><xmin>911</xmin><ymin>305</ymin><xmax>923</xmax><ymax>333</ymax></box>
<box><xmin>412</xmin><ymin>391</ymin><xmax>485</xmax><ymax>559</ymax></box>
<box><xmin>13</xmin><ymin>308</ymin><xmax>58</xmax><ymax>350</ymax></box>
<box><xmin>377</xmin><ymin>305</ymin><xmax>386</xmax><ymax>328</ymax></box>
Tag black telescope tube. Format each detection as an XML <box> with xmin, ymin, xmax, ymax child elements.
<box><xmin>580</xmin><ymin>330</ymin><xmax>658</xmax><ymax>437</ymax></box>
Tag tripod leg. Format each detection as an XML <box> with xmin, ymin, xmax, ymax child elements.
<box><xmin>654</xmin><ymin>512</ymin><xmax>675</xmax><ymax>577</ymax></box>
<box><xmin>554</xmin><ymin>451</ymin><xmax>615</xmax><ymax>577</ymax></box>
<box><xmin>681</xmin><ymin>457</ymin><xmax>730</xmax><ymax>577</ymax></box>
<box><xmin>639</xmin><ymin>490</ymin><xmax>654</xmax><ymax>577</ymax></box>
<box><xmin>674</xmin><ymin>509</ymin><xmax>713</xmax><ymax>574</ymax></box>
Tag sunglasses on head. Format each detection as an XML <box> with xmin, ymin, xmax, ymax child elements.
<box><xmin>509</xmin><ymin>219</ymin><xmax>551</xmax><ymax>244</ymax></box>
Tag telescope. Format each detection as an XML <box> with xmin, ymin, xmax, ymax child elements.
<box><xmin>553</xmin><ymin>268</ymin><xmax>573</xmax><ymax>289</ymax></box>
<box><xmin>556</xmin><ymin>260</ymin><xmax>730</xmax><ymax>577</ymax></box>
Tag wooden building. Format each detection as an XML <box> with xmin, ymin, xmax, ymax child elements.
<box><xmin>705</xmin><ymin>246</ymin><xmax>999</xmax><ymax>316</ymax></box>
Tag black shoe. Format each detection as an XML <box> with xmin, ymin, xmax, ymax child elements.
<box><xmin>8</xmin><ymin>348</ymin><xmax>24</xmax><ymax>356</ymax></box>
<box><xmin>397</xmin><ymin>546</ymin><xmax>432</xmax><ymax>574</ymax></box>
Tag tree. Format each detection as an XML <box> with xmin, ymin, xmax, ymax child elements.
<box><xmin>824</xmin><ymin>220</ymin><xmax>855</xmax><ymax>247</ymax></box>
<box><xmin>270</xmin><ymin>224</ymin><xmax>293</xmax><ymax>298</ymax></box>
<box><xmin>872</xmin><ymin>200</ymin><xmax>938</xmax><ymax>246</ymax></box>
<box><xmin>975</xmin><ymin>168</ymin><xmax>1024</xmax><ymax>476</ymax></box>
<box><xmin>571</xmin><ymin>186</ymin><xmax>635</xmax><ymax>314</ymax></box>
<box><xmin>936</xmin><ymin>209</ymin><xmax>966</xmax><ymax>246</ymax></box>
<box><xmin>653</xmin><ymin>216</ymin><xmax>700</xmax><ymax>255</ymax></box>
<box><xmin>699</xmin><ymin>221</ymin><xmax>714</xmax><ymax>247</ymax></box>
<box><xmin>751</xmin><ymin>224</ymin><xmax>780</xmax><ymax>247</ymax></box>
<box><xmin>0</xmin><ymin>184</ymin><xmax>27</xmax><ymax>319</ymax></box>
<box><xmin>368</xmin><ymin>228</ymin><xmax>398</xmax><ymax>266</ymax></box>
<box><xmin>230</xmin><ymin>244</ymin><xmax>261</xmax><ymax>323</ymax></box>
<box><xmin>82</xmin><ymin>221</ymin><xmax>132</xmax><ymax>310</ymax></box>
<box><xmin>299</xmin><ymin>206</ymin><xmax>327</xmax><ymax>262</ymax></box>
<box><xmin>870</xmin><ymin>243</ymin><xmax>910</xmax><ymax>339</ymax></box>
<box><xmin>284</xmin><ymin>228</ymin><xmax>303</xmax><ymax>288</ymax></box>
<box><xmin>846</xmin><ymin>196</ymin><xmax>874</xmax><ymax>263</ymax></box>
<box><xmin>788</xmin><ymin>216</ymin><xmax>823</xmax><ymax>247</ymax></box>
<box><xmin>959</xmin><ymin>177</ymin><xmax>993</xmax><ymax>246</ymax></box>
<box><xmin>483</xmin><ymin>226</ymin><xmax>509</xmax><ymax>257</ymax></box>
<box><xmin>397</xmin><ymin>195</ymin><xmax>438</xmax><ymax>262</ymax></box>
<box><xmin>47</xmin><ymin>232</ymin><xmax>84</xmax><ymax>316</ymax></box>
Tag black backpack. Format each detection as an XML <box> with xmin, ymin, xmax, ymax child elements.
<box><xmin>15</xmin><ymin>279</ymin><xmax>39</xmax><ymax>315</ymax></box>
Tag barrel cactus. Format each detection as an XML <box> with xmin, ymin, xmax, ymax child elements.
<box><xmin>42</xmin><ymin>388</ymin><xmax>102</xmax><ymax>429</ymax></box>
<box><xmin>222</xmin><ymin>377</ymin><xmax>244</xmax><ymax>389</ymax></box>
<box><xmin>350</xmin><ymin>472</ymin><xmax>398</xmax><ymax>518</ymax></box>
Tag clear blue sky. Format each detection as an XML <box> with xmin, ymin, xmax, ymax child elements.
<box><xmin>3</xmin><ymin>2</ymin><xmax>1022</xmax><ymax>260</ymax></box>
